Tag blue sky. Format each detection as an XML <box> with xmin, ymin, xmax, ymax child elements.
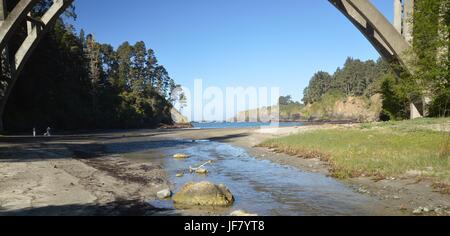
<box><xmin>70</xmin><ymin>0</ymin><xmax>393</xmax><ymax>120</ymax></box>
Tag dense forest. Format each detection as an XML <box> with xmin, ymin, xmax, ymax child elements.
<box><xmin>302</xmin><ymin>58</ymin><xmax>390</xmax><ymax>104</ymax></box>
<box><xmin>303</xmin><ymin>0</ymin><xmax>449</xmax><ymax>121</ymax></box>
<box><xmin>3</xmin><ymin>1</ymin><xmax>181</xmax><ymax>132</ymax></box>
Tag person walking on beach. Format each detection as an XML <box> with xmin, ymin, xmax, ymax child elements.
<box><xmin>44</xmin><ymin>127</ymin><xmax>51</xmax><ymax>136</ymax></box>
<box><xmin>33</xmin><ymin>128</ymin><xmax>36</xmax><ymax>137</ymax></box>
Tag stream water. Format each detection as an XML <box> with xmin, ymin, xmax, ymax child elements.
<box><xmin>108</xmin><ymin>138</ymin><xmax>388</xmax><ymax>216</ymax></box>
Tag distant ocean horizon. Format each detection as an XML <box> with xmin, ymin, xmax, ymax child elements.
<box><xmin>190</xmin><ymin>122</ymin><xmax>304</xmax><ymax>129</ymax></box>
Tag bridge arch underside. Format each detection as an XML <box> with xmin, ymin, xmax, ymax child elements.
<box><xmin>329</xmin><ymin>0</ymin><xmax>411</xmax><ymax>71</ymax></box>
<box><xmin>0</xmin><ymin>0</ymin><xmax>73</xmax><ymax>131</ymax></box>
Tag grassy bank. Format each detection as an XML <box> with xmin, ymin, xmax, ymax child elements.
<box><xmin>260</xmin><ymin>118</ymin><xmax>450</xmax><ymax>193</ymax></box>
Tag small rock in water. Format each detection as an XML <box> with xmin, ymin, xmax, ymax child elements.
<box><xmin>157</xmin><ymin>189</ymin><xmax>172</xmax><ymax>199</ymax></box>
<box><xmin>195</xmin><ymin>168</ymin><xmax>208</xmax><ymax>175</ymax></box>
<box><xmin>230</xmin><ymin>210</ymin><xmax>258</xmax><ymax>216</ymax></box>
<box><xmin>176</xmin><ymin>173</ymin><xmax>184</xmax><ymax>178</ymax></box>
<box><xmin>173</xmin><ymin>153</ymin><xmax>190</xmax><ymax>159</ymax></box>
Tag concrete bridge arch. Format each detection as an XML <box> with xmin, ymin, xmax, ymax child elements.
<box><xmin>0</xmin><ymin>0</ymin><xmax>416</xmax><ymax>131</ymax></box>
<box><xmin>0</xmin><ymin>0</ymin><xmax>73</xmax><ymax>131</ymax></box>
<box><xmin>329</xmin><ymin>0</ymin><xmax>412</xmax><ymax>70</ymax></box>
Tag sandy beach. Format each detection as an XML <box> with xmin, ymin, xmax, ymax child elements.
<box><xmin>0</xmin><ymin>125</ymin><xmax>449</xmax><ymax>216</ymax></box>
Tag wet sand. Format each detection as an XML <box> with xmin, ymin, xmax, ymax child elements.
<box><xmin>0</xmin><ymin>125</ymin><xmax>448</xmax><ymax>216</ymax></box>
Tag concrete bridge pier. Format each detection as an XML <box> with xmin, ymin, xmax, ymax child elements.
<box><xmin>0</xmin><ymin>0</ymin><xmax>8</xmax><ymax>132</ymax></box>
<box><xmin>393</xmin><ymin>0</ymin><xmax>426</xmax><ymax>119</ymax></box>
<box><xmin>393</xmin><ymin>0</ymin><xmax>415</xmax><ymax>47</ymax></box>
<box><xmin>394</xmin><ymin>0</ymin><xmax>403</xmax><ymax>34</ymax></box>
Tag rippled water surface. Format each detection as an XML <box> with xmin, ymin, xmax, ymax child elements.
<box><xmin>191</xmin><ymin>122</ymin><xmax>304</xmax><ymax>129</ymax></box>
<box><xmin>108</xmin><ymin>139</ymin><xmax>388</xmax><ymax>216</ymax></box>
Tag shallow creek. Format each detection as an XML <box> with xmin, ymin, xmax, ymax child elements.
<box><xmin>107</xmin><ymin>138</ymin><xmax>390</xmax><ymax>216</ymax></box>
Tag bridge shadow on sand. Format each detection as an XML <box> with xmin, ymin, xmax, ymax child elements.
<box><xmin>0</xmin><ymin>200</ymin><xmax>179</xmax><ymax>216</ymax></box>
<box><xmin>0</xmin><ymin>130</ymin><xmax>251</xmax><ymax>163</ymax></box>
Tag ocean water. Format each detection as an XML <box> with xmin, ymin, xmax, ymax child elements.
<box><xmin>191</xmin><ymin>122</ymin><xmax>304</xmax><ymax>129</ymax></box>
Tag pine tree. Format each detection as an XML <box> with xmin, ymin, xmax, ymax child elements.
<box><xmin>117</xmin><ymin>42</ymin><xmax>133</xmax><ymax>91</ymax></box>
<box><xmin>131</xmin><ymin>41</ymin><xmax>147</xmax><ymax>95</ymax></box>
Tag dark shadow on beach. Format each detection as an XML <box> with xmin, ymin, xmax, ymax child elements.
<box><xmin>0</xmin><ymin>129</ymin><xmax>176</xmax><ymax>144</ymax></box>
<box><xmin>208</xmin><ymin>133</ymin><xmax>250</xmax><ymax>142</ymax></box>
<box><xmin>0</xmin><ymin>130</ymin><xmax>251</xmax><ymax>163</ymax></box>
<box><xmin>0</xmin><ymin>200</ymin><xmax>178</xmax><ymax>216</ymax></box>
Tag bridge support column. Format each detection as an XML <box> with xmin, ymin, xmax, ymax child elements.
<box><xmin>0</xmin><ymin>0</ymin><xmax>5</xmax><ymax>132</ymax></box>
<box><xmin>0</xmin><ymin>0</ymin><xmax>5</xmax><ymax>20</ymax></box>
<box><xmin>423</xmin><ymin>96</ymin><xmax>432</xmax><ymax>117</ymax></box>
<box><xmin>403</xmin><ymin>0</ymin><xmax>414</xmax><ymax>43</ymax></box>
<box><xmin>394</xmin><ymin>0</ymin><xmax>402</xmax><ymax>34</ymax></box>
<box><xmin>410</xmin><ymin>103</ymin><xmax>422</xmax><ymax>119</ymax></box>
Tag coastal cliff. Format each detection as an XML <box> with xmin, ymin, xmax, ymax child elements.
<box><xmin>171</xmin><ymin>108</ymin><xmax>190</xmax><ymax>124</ymax></box>
<box><xmin>232</xmin><ymin>94</ymin><xmax>383</xmax><ymax>123</ymax></box>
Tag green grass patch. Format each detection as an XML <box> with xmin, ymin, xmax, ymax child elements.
<box><xmin>260</xmin><ymin>125</ymin><xmax>450</xmax><ymax>186</ymax></box>
<box><xmin>359</xmin><ymin>118</ymin><xmax>450</xmax><ymax>132</ymax></box>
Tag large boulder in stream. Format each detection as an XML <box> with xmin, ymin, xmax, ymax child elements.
<box><xmin>173</xmin><ymin>181</ymin><xmax>234</xmax><ymax>207</ymax></box>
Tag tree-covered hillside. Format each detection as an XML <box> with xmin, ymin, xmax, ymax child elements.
<box><xmin>3</xmin><ymin>2</ymin><xmax>182</xmax><ymax>132</ymax></box>
<box><xmin>298</xmin><ymin>58</ymin><xmax>390</xmax><ymax>121</ymax></box>
<box><xmin>302</xmin><ymin>58</ymin><xmax>390</xmax><ymax>105</ymax></box>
